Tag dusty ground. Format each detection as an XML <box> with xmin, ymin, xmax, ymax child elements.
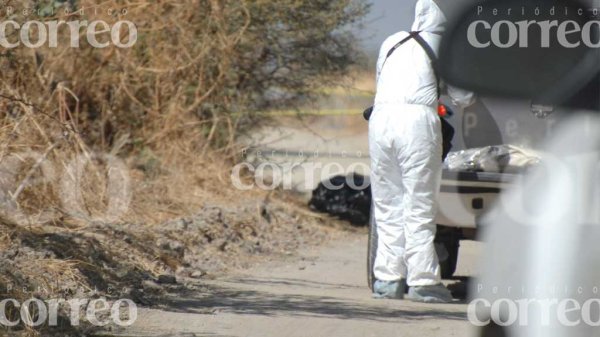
<box><xmin>107</xmin><ymin>93</ymin><xmax>488</xmax><ymax>337</ymax></box>
<box><xmin>106</xmin><ymin>232</ymin><xmax>482</xmax><ymax>337</ymax></box>
<box><xmin>113</xmin><ymin>103</ymin><xmax>488</xmax><ymax>337</ymax></box>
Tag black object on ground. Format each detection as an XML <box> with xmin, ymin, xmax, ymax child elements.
<box><xmin>309</xmin><ymin>174</ymin><xmax>371</xmax><ymax>226</ymax></box>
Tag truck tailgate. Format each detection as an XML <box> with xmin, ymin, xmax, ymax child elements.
<box><xmin>435</xmin><ymin>170</ymin><xmax>517</xmax><ymax>229</ymax></box>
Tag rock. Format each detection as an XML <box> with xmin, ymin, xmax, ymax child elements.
<box><xmin>190</xmin><ymin>270</ymin><xmax>206</xmax><ymax>279</ymax></box>
<box><xmin>142</xmin><ymin>280</ymin><xmax>163</xmax><ymax>290</ymax></box>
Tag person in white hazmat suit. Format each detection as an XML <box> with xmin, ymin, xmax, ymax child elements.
<box><xmin>369</xmin><ymin>0</ymin><xmax>475</xmax><ymax>303</ymax></box>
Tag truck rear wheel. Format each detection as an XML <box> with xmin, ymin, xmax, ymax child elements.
<box><xmin>436</xmin><ymin>236</ymin><xmax>460</xmax><ymax>279</ymax></box>
<box><xmin>367</xmin><ymin>203</ymin><xmax>377</xmax><ymax>291</ymax></box>
<box><xmin>436</xmin><ymin>226</ymin><xmax>462</xmax><ymax>279</ymax></box>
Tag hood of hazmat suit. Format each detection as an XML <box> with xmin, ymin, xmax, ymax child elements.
<box><xmin>374</xmin><ymin>0</ymin><xmax>474</xmax><ymax>108</ymax></box>
<box><xmin>369</xmin><ymin>0</ymin><xmax>472</xmax><ymax>291</ymax></box>
<box><xmin>412</xmin><ymin>0</ymin><xmax>447</xmax><ymax>34</ymax></box>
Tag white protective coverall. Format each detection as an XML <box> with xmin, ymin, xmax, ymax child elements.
<box><xmin>369</xmin><ymin>0</ymin><xmax>475</xmax><ymax>287</ymax></box>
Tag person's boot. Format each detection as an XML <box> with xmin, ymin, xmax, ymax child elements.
<box><xmin>406</xmin><ymin>284</ymin><xmax>453</xmax><ymax>303</ymax></box>
<box><xmin>372</xmin><ymin>279</ymin><xmax>406</xmax><ymax>299</ymax></box>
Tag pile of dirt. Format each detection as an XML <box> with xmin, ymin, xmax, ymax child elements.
<box><xmin>0</xmin><ymin>193</ymin><xmax>338</xmax><ymax>336</ymax></box>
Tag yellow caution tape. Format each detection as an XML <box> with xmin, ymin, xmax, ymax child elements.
<box><xmin>263</xmin><ymin>109</ymin><xmax>365</xmax><ymax>117</ymax></box>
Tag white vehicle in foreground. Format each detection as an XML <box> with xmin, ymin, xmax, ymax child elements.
<box><xmin>426</xmin><ymin>0</ymin><xmax>600</xmax><ymax>336</ymax></box>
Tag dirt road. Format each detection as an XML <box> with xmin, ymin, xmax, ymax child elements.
<box><xmin>108</xmin><ymin>110</ymin><xmax>484</xmax><ymax>337</ymax></box>
<box><xmin>111</xmin><ymin>231</ymin><xmax>482</xmax><ymax>337</ymax></box>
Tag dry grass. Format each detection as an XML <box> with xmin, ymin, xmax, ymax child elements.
<box><xmin>0</xmin><ymin>0</ymin><xmax>367</xmax><ymax>223</ymax></box>
<box><xmin>0</xmin><ymin>1</ymin><xmax>367</xmax><ymax>335</ymax></box>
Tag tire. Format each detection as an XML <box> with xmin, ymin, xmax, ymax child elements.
<box><xmin>437</xmin><ymin>233</ymin><xmax>460</xmax><ymax>279</ymax></box>
<box><xmin>367</xmin><ymin>202</ymin><xmax>377</xmax><ymax>291</ymax></box>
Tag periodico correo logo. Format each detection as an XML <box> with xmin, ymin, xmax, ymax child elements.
<box><xmin>467</xmin><ymin>5</ymin><xmax>600</xmax><ymax>48</ymax></box>
<box><xmin>0</xmin><ymin>19</ymin><xmax>138</xmax><ymax>49</ymax></box>
<box><xmin>0</xmin><ymin>297</ymin><xmax>137</xmax><ymax>327</ymax></box>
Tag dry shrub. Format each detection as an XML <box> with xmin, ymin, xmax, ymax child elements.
<box><xmin>0</xmin><ymin>0</ymin><xmax>368</xmax><ymax>334</ymax></box>
<box><xmin>0</xmin><ymin>0</ymin><xmax>368</xmax><ymax>223</ymax></box>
